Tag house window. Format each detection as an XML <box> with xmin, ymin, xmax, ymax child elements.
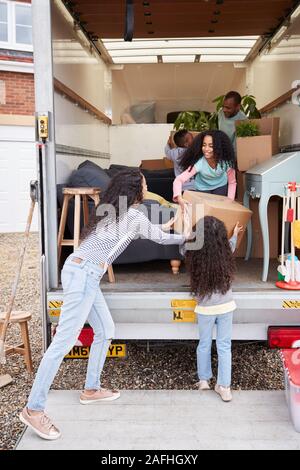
<box><xmin>0</xmin><ymin>2</ymin><xmax>8</xmax><ymax>42</ymax></box>
<box><xmin>0</xmin><ymin>1</ymin><xmax>32</xmax><ymax>51</ymax></box>
<box><xmin>15</xmin><ymin>3</ymin><xmax>32</xmax><ymax>45</ymax></box>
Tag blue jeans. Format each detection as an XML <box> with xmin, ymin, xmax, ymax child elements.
<box><xmin>197</xmin><ymin>312</ymin><xmax>233</xmax><ymax>387</ymax></box>
<box><xmin>27</xmin><ymin>257</ymin><xmax>115</xmax><ymax>411</ymax></box>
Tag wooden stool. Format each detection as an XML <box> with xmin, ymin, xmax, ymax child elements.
<box><xmin>57</xmin><ymin>187</ymin><xmax>115</xmax><ymax>283</ymax></box>
<box><xmin>0</xmin><ymin>311</ymin><xmax>33</xmax><ymax>373</ymax></box>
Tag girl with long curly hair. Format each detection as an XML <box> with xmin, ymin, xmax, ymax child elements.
<box><xmin>173</xmin><ymin>130</ymin><xmax>237</xmax><ymax>211</ymax></box>
<box><xmin>20</xmin><ymin>169</ymin><xmax>190</xmax><ymax>441</ymax></box>
<box><xmin>185</xmin><ymin>216</ymin><xmax>243</xmax><ymax>402</ymax></box>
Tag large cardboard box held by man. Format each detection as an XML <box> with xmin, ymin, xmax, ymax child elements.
<box><xmin>235</xmin><ymin>117</ymin><xmax>280</xmax><ymax>172</ymax></box>
<box><xmin>174</xmin><ymin>191</ymin><xmax>252</xmax><ymax>248</ymax></box>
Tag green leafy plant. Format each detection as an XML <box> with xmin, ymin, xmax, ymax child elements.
<box><xmin>173</xmin><ymin>95</ymin><xmax>261</xmax><ymax>132</ymax></box>
<box><xmin>173</xmin><ymin>111</ymin><xmax>211</xmax><ymax>131</ymax></box>
<box><xmin>236</xmin><ymin>120</ymin><xmax>260</xmax><ymax>138</ymax></box>
<box><xmin>214</xmin><ymin>94</ymin><xmax>261</xmax><ymax>119</ymax></box>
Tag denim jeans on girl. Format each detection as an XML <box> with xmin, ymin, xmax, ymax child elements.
<box><xmin>27</xmin><ymin>257</ymin><xmax>115</xmax><ymax>411</ymax></box>
<box><xmin>197</xmin><ymin>311</ymin><xmax>233</xmax><ymax>387</ymax></box>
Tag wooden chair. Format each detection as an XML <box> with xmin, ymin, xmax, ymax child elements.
<box><xmin>0</xmin><ymin>311</ymin><xmax>33</xmax><ymax>373</ymax></box>
<box><xmin>57</xmin><ymin>187</ymin><xmax>115</xmax><ymax>283</ymax></box>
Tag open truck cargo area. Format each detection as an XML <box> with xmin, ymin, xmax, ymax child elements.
<box><xmin>31</xmin><ymin>0</ymin><xmax>300</xmax><ymax>349</ymax></box>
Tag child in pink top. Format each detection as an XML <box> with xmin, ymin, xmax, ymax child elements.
<box><xmin>173</xmin><ymin>130</ymin><xmax>236</xmax><ymax>210</ymax></box>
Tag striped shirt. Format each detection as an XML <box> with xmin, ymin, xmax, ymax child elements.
<box><xmin>74</xmin><ymin>206</ymin><xmax>185</xmax><ymax>267</ymax></box>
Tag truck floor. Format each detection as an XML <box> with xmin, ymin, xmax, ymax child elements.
<box><xmin>100</xmin><ymin>258</ymin><xmax>279</xmax><ymax>292</ymax></box>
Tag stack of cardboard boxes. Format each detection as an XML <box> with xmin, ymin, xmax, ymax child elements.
<box><xmin>235</xmin><ymin>117</ymin><xmax>280</xmax><ymax>258</ymax></box>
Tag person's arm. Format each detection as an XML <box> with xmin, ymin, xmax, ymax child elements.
<box><xmin>165</xmin><ymin>144</ymin><xmax>179</xmax><ymax>161</ymax></box>
<box><xmin>136</xmin><ymin>211</ymin><xmax>186</xmax><ymax>245</ymax></box>
<box><xmin>229</xmin><ymin>222</ymin><xmax>243</xmax><ymax>252</ymax></box>
<box><xmin>173</xmin><ymin>166</ymin><xmax>197</xmax><ymax>202</ymax></box>
<box><xmin>227</xmin><ymin>167</ymin><xmax>237</xmax><ymax>201</ymax></box>
<box><xmin>229</xmin><ymin>235</ymin><xmax>237</xmax><ymax>253</ymax></box>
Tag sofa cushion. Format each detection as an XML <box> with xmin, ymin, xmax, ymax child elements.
<box><xmin>69</xmin><ymin>160</ymin><xmax>111</xmax><ymax>191</ymax></box>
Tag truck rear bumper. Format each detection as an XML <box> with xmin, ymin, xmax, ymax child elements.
<box><xmin>47</xmin><ymin>290</ymin><xmax>300</xmax><ymax>341</ymax></box>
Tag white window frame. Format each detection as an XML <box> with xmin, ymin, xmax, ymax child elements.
<box><xmin>0</xmin><ymin>0</ymin><xmax>33</xmax><ymax>52</ymax></box>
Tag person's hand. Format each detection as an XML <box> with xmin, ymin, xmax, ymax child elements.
<box><xmin>233</xmin><ymin>221</ymin><xmax>243</xmax><ymax>237</ymax></box>
<box><xmin>162</xmin><ymin>214</ymin><xmax>178</xmax><ymax>231</ymax></box>
<box><xmin>168</xmin><ymin>136</ymin><xmax>176</xmax><ymax>148</ymax></box>
<box><xmin>182</xmin><ymin>205</ymin><xmax>193</xmax><ymax>240</ymax></box>
<box><xmin>177</xmin><ymin>195</ymin><xmax>190</xmax><ymax>213</ymax></box>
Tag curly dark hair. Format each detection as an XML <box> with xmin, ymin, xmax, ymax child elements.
<box><xmin>180</xmin><ymin>129</ymin><xmax>235</xmax><ymax>171</ymax></box>
<box><xmin>185</xmin><ymin>216</ymin><xmax>236</xmax><ymax>300</ymax></box>
<box><xmin>81</xmin><ymin>169</ymin><xmax>144</xmax><ymax>241</ymax></box>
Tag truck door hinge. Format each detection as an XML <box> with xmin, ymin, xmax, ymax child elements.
<box><xmin>30</xmin><ymin>180</ymin><xmax>39</xmax><ymax>203</ymax></box>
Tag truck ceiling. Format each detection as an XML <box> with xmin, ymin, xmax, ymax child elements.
<box><xmin>62</xmin><ymin>0</ymin><xmax>297</xmax><ymax>39</ymax></box>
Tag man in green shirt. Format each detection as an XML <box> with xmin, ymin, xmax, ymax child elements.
<box><xmin>218</xmin><ymin>91</ymin><xmax>247</xmax><ymax>150</ymax></box>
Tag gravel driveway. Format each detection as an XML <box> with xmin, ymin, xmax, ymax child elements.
<box><xmin>0</xmin><ymin>233</ymin><xmax>284</xmax><ymax>450</ymax></box>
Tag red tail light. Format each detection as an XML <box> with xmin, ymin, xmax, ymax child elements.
<box><xmin>268</xmin><ymin>326</ymin><xmax>300</xmax><ymax>349</ymax></box>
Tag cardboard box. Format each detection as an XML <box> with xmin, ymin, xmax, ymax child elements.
<box><xmin>235</xmin><ymin>117</ymin><xmax>280</xmax><ymax>172</ymax></box>
<box><xmin>174</xmin><ymin>190</ymin><xmax>252</xmax><ymax>249</ymax></box>
<box><xmin>235</xmin><ymin>198</ymin><xmax>279</xmax><ymax>258</ymax></box>
<box><xmin>140</xmin><ymin>158</ymin><xmax>174</xmax><ymax>170</ymax></box>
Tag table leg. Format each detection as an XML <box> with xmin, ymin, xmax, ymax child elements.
<box><xmin>243</xmin><ymin>191</ymin><xmax>252</xmax><ymax>261</ymax></box>
<box><xmin>258</xmin><ymin>194</ymin><xmax>270</xmax><ymax>282</ymax></box>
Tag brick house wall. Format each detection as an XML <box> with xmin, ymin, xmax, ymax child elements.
<box><xmin>0</xmin><ymin>70</ymin><xmax>34</xmax><ymax>115</ymax></box>
<box><xmin>0</xmin><ymin>0</ymin><xmax>34</xmax><ymax>116</ymax></box>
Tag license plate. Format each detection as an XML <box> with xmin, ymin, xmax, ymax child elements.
<box><xmin>65</xmin><ymin>344</ymin><xmax>127</xmax><ymax>359</ymax></box>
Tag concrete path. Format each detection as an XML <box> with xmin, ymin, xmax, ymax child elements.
<box><xmin>16</xmin><ymin>390</ymin><xmax>300</xmax><ymax>450</ymax></box>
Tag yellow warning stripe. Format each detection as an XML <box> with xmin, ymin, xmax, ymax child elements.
<box><xmin>48</xmin><ymin>300</ymin><xmax>63</xmax><ymax>309</ymax></box>
<box><xmin>282</xmin><ymin>300</ymin><xmax>300</xmax><ymax>309</ymax></box>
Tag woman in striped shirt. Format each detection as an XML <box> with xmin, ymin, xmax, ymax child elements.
<box><xmin>20</xmin><ymin>169</ymin><xmax>189</xmax><ymax>441</ymax></box>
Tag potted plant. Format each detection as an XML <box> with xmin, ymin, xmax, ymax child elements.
<box><xmin>173</xmin><ymin>110</ymin><xmax>211</xmax><ymax>132</ymax></box>
<box><xmin>236</xmin><ymin>120</ymin><xmax>260</xmax><ymax>138</ymax></box>
<box><xmin>172</xmin><ymin>95</ymin><xmax>261</xmax><ymax>134</ymax></box>
<box><xmin>209</xmin><ymin>94</ymin><xmax>262</xmax><ymax>130</ymax></box>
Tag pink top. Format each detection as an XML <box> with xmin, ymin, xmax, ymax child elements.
<box><xmin>173</xmin><ymin>166</ymin><xmax>237</xmax><ymax>201</ymax></box>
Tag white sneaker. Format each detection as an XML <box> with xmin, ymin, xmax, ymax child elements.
<box><xmin>214</xmin><ymin>384</ymin><xmax>232</xmax><ymax>402</ymax></box>
<box><xmin>197</xmin><ymin>380</ymin><xmax>210</xmax><ymax>390</ymax></box>
<box><xmin>19</xmin><ymin>407</ymin><xmax>61</xmax><ymax>440</ymax></box>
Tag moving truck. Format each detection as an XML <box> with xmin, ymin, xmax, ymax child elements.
<box><xmin>32</xmin><ymin>0</ymin><xmax>300</xmax><ymax>353</ymax></box>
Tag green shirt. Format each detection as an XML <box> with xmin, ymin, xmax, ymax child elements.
<box><xmin>194</xmin><ymin>157</ymin><xmax>229</xmax><ymax>191</ymax></box>
<box><xmin>218</xmin><ymin>109</ymin><xmax>247</xmax><ymax>149</ymax></box>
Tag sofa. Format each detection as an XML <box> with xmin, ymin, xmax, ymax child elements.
<box><xmin>57</xmin><ymin>160</ymin><xmax>182</xmax><ymax>272</ymax></box>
